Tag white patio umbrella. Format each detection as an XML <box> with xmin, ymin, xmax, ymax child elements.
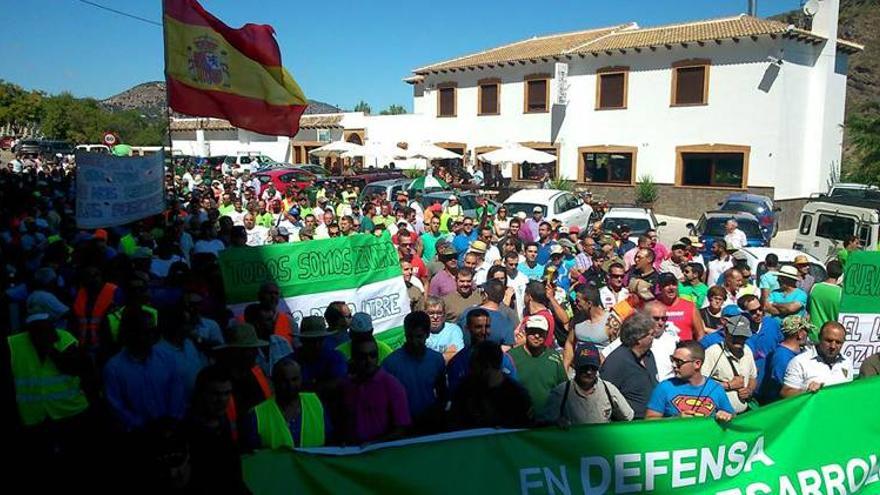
<box><xmin>400</xmin><ymin>142</ymin><xmax>461</xmax><ymax>160</ymax></box>
<box><xmin>308</xmin><ymin>140</ymin><xmax>364</xmax><ymax>158</ymax></box>
<box><xmin>341</xmin><ymin>141</ymin><xmax>406</xmax><ymax>166</ymax></box>
<box><xmin>477</xmin><ymin>143</ymin><xmax>556</xmax><ymax>165</ymax></box>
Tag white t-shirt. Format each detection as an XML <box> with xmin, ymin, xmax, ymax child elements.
<box><xmin>599</xmin><ymin>286</ymin><xmax>629</xmax><ymax>311</ymax></box>
<box><xmin>783</xmin><ymin>346</ymin><xmax>854</xmax><ymax>390</ymax></box>
<box><xmin>228</xmin><ymin>210</ymin><xmax>246</xmax><ymax>226</ymax></box>
<box><xmin>724</xmin><ymin>229</ymin><xmax>748</xmax><ymax>250</ymax></box>
<box><xmin>702</xmin><ymin>343</ymin><xmax>758</xmax><ymax>413</ymax></box>
<box><xmin>707</xmin><ymin>257</ymin><xmax>734</xmax><ymax>287</ymax></box>
<box><xmin>245</xmin><ymin>226</ymin><xmax>269</xmax><ymax>246</ymax></box>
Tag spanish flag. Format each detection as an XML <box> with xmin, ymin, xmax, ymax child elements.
<box><xmin>163</xmin><ymin>0</ymin><xmax>307</xmax><ymax>136</ymax></box>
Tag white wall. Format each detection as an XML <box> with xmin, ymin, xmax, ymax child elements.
<box><xmin>171</xmin><ymin>128</ymin><xmax>291</xmax><ymax>162</ymax></box>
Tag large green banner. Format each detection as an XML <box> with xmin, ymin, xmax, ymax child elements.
<box><xmin>243</xmin><ymin>379</ymin><xmax>880</xmax><ymax>494</ymax></box>
<box><xmin>840</xmin><ymin>251</ymin><xmax>880</xmax><ymax>374</ymax></box>
<box><xmin>219</xmin><ymin>234</ymin><xmax>409</xmax><ymax>346</ymax></box>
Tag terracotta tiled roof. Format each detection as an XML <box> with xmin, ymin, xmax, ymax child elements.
<box><xmin>299</xmin><ymin>114</ymin><xmax>343</xmax><ymax>129</ymax></box>
<box><xmin>171</xmin><ymin>114</ymin><xmax>344</xmax><ymax>132</ymax></box>
<box><xmin>412</xmin><ymin>15</ymin><xmax>863</xmax><ymax>74</ymax></box>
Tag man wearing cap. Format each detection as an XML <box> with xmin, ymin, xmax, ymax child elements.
<box><xmin>614</xmin><ymin>225</ymin><xmax>636</xmax><ymax>257</ymax></box>
<box><xmin>525</xmin><ymin>207</ymin><xmax>544</xmax><ymax>242</ymax></box>
<box><xmin>764</xmin><ymin>265</ymin><xmax>808</xmax><ymax>324</ymax></box>
<box><xmin>26</xmin><ymin>267</ymin><xmax>69</xmax><ymax>326</ymax></box>
<box><xmin>336</xmin><ymin>312</ymin><xmax>394</xmax><ymax>364</ymax></box>
<box><xmin>757</xmin><ymin>316</ymin><xmax>812</xmax><ymax>403</ymax></box>
<box><xmin>382</xmin><ymin>311</ymin><xmax>447</xmax><ymax>432</ymax></box>
<box><xmin>429</xmin><ymin>244</ymin><xmax>459</xmax><ymax>298</ymax></box>
<box><xmin>291</xmin><ymin>316</ymin><xmax>348</xmax><ymax>401</ymax></box>
<box><xmin>707</xmin><ymin>241</ymin><xmax>734</xmax><ymax>288</ymax></box>
<box><xmin>599</xmin><ymin>312</ymin><xmax>658</xmax><ymax>419</ymax></box>
<box><xmin>509</xmin><ymin>315</ymin><xmax>568</xmax><ymax>413</ymax></box>
<box><xmin>645</xmin><ymin>340</ymin><xmax>735</xmax><ymax>421</ymax></box>
<box><xmin>656</xmin><ymin>272</ymin><xmax>705</xmax><ymax>341</ymax></box>
<box><xmin>724</xmin><ymin>219</ymin><xmax>748</xmax><ymax>250</ymax></box>
<box><xmin>541</xmin><ymin>341</ymin><xmax>633</xmax><ymax>426</ymax></box>
<box><xmin>701</xmin><ymin>315</ymin><xmax>758</xmax><ymax>413</ymax></box>
<box><xmin>686</xmin><ymin>236</ymin><xmax>706</xmax><ymax>267</ymax></box>
<box><xmin>781</xmin><ymin>322</ymin><xmax>853</xmax><ymax>398</ymax></box>
<box><xmin>467</xmin><ymin>240</ymin><xmax>491</xmax><ymax>285</ymax></box>
<box><xmin>659</xmin><ymin>241</ymin><xmax>688</xmax><ymax>281</ymax></box>
<box><xmin>443</xmin><ymin>194</ymin><xmax>463</xmax><ymax>218</ymax></box>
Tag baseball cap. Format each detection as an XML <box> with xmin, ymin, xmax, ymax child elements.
<box><xmin>725</xmin><ymin>315</ymin><xmax>753</xmax><ymax>338</ymax></box>
<box><xmin>524</xmin><ymin>315</ymin><xmax>549</xmax><ymax>332</ymax></box>
<box><xmin>569</xmin><ymin>226</ymin><xmax>581</xmax><ymax>234</ymax></box>
<box><xmin>550</xmin><ymin>245</ymin><xmax>564</xmax><ymax>255</ymax></box>
<box><xmin>573</xmin><ymin>341</ymin><xmax>601</xmax><ymax>370</ymax></box>
<box><xmin>448</xmin><ymin>194</ymin><xmax>458</xmax><ymax>201</ymax></box>
<box><xmin>721</xmin><ymin>305</ymin><xmax>743</xmax><ymax>317</ymax></box>
<box><xmin>671</xmin><ymin>241</ymin><xmax>688</xmax><ymax>250</ymax></box>
<box><xmin>350</xmin><ymin>312</ymin><xmax>374</xmax><ymax>334</ymax></box>
<box><xmin>557</xmin><ymin>238</ymin><xmax>576</xmax><ymax>250</ymax></box>
<box><xmin>438</xmin><ymin>244</ymin><xmax>458</xmax><ymax>257</ymax></box>
<box><xmin>25</xmin><ymin>313</ymin><xmax>51</xmax><ymax>324</ymax></box>
<box><xmin>781</xmin><ymin>315</ymin><xmax>814</xmax><ymax>336</ymax></box>
<box><xmin>558</xmin><ymin>226</ymin><xmax>570</xmax><ymax>235</ymax></box>
<box><xmin>276</xmin><ymin>226</ymin><xmax>290</xmax><ymax>237</ymax></box>
<box><xmin>532</xmin><ymin>206</ymin><xmax>543</xmax><ymax>213</ymax></box>
<box><xmin>688</xmin><ymin>236</ymin><xmax>705</xmax><ymax>248</ymax></box>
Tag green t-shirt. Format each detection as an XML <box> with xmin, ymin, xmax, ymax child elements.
<box><xmin>508</xmin><ymin>346</ymin><xmax>568</xmax><ymax>413</ymax></box>
<box><xmin>808</xmin><ymin>282</ymin><xmax>842</xmax><ymax>341</ymax></box>
<box><xmin>837</xmin><ymin>248</ymin><xmax>850</xmax><ymax>266</ymax></box>
<box><xmin>337</xmin><ymin>339</ymin><xmax>394</xmax><ymax>364</ymax></box>
<box><xmin>420</xmin><ymin>231</ymin><xmax>446</xmax><ymax>263</ymax></box>
<box><xmin>678</xmin><ymin>282</ymin><xmax>709</xmax><ymax>308</ymax></box>
<box><xmin>218</xmin><ymin>204</ymin><xmax>235</xmax><ymax>216</ymax></box>
<box><xmin>360</xmin><ymin>215</ymin><xmax>374</xmax><ymax>233</ymax></box>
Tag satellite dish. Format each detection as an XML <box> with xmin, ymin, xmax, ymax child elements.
<box><xmin>803</xmin><ymin>0</ymin><xmax>820</xmax><ymax>17</ymax></box>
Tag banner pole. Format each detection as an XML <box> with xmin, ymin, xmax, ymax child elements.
<box><xmin>160</xmin><ymin>0</ymin><xmax>179</xmax><ymax>205</ymax></box>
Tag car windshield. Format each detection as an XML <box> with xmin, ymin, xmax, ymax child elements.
<box><xmin>720</xmin><ymin>200</ymin><xmax>766</xmax><ymax>217</ymax></box>
<box><xmin>361</xmin><ymin>184</ymin><xmax>385</xmax><ymax>199</ymax></box>
<box><xmin>505</xmin><ymin>202</ymin><xmax>543</xmax><ymax>217</ymax></box>
<box><xmin>705</xmin><ymin>217</ymin><xmax>763</xmax><ymax>237</ymax></box>
<box><xmin>602</xmin><ymin>217</ymin><xmax>651</xmax><ymax>235</ymax></box>
<box><xmin>830</xmin><ymin>188</ymin><xmax>880</xmax><ymax>201</ymax></box>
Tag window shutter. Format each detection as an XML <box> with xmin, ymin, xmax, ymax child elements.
<box><xmin>599</xmin><ymin>73</ymin><xmax>625</xmax><ymax>108</ymax></box>
<box><xmin>481</xmin><ymin>84</ymin><xmax>498</xmax><ymax>114</ymax></box>
<box><xmin>675</xmin><ymin>66</ymin><xmax>706</xmax><ymax>105</ymax></box>
<box><xmin>527</xmin><ymin>80</ymin><xmax>547</xmax><ymax>112</ymax></box>
<box><xmin>439</xmin><ymin>88</ymin><xmax>455</xmax><ymax>116</ymax></box>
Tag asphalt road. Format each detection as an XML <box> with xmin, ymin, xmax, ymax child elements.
<box><xmin>656</xmin><ymin>214</ymin><xmax>796</xmax><ymax>249</ymax></box>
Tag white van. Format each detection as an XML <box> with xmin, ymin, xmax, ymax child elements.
<box><xmin>794</xmin><ymin>198</ymin><xmax>880</xmax><ymax>261</ymax></box>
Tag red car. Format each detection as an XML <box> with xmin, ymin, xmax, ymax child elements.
<box><xmin>253</xmin><ymin>167</ymin><xmax>316</xmax><ymax>195</ymax></box>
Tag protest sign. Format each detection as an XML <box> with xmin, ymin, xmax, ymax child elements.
<box><xmin>75</xmin><ymin>151</ymin><xmax>165</xmax><ymax>229</ymax></box>
<box><xmin>219</xmin><ymin>234</ymin><xmax>410</xmax><ymax>347</ymax></box>
<box><xmin>243</xmin><ymin>379</ymin><xmax>880</xmax><ymax>494</ymax></box>
<box><xmin>839</xmin><ymin>251</ymin><xmax>880</xmax><ymax>374</ymax></box>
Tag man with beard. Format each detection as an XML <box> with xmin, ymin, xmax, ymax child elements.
<box><xmin>442</xmin><ymin>268</ymin><xmax>482</xmax><ymax>323</ymax></box>
<box><xmin>509</xmin><ymin>315</ymin><xmax>567</xmax><ymax>413</ymax></box>
<box><xmin>626</xmin><ymin>248</ymin><xmax>659</xmax><ymax>288</ymax></box>
<box><xmin>655</xmin><ymin>273</ymin><xmax>704</xmax><ymax>341</ymax></box>
<box><xmin>781</xmin><ymin>321</ymin><xmax>853</xmax><ymax>397</ymax></box>
<box><xmin>428</xmin><ymin>244</ymin><xmax>458</xmax><ymax>297</ymax></box>
<box><xmin>243</xmin><ymin>213</ymin><xmax>269</xmax><ymax>247</ymax></box>
<box><xmin>757</xmin><ymin>316</ymin><xmax>812</xmax><ymax>403</ymax></box>
<box><xmin>382</xmin><ymin>312</ymin><xmax>447</xmax><ymax>432</ymax></box>
<box><xmin>645</xmin><ymin>340</ymin><xmax>734</xmax><ymax>421</ymax></box>
<box><xmin>599</xmin><ymin>261</ymin><xmax>629</xmax><ymax>310</ymax></box>
<box><xmin>678</xmin><ymin>262</ymin><xmax>709</xmax><ymax>308</ymax></box>
<box><xmin>540</xmin><ymin>341</ymin><xmax>633</xmax><ymax>426</ymax></box>
<box><xmin>702</xmin><ymin>315</ymin><xmax>758</xmax><ymax>414</ymax></box>
<box><xmin>446</xmin><ymin>308</ymin><xmax>517</xmax><ymax>393</ymax></box>
<box><xmin>659</xmin><ymin>241</ymin><xmax>688</xmax><ymax>281</ymax></box>
<box><xmin>340</xmin><ymin>338</ymin><xmax>411</xmax><ymax>445</ymax></box>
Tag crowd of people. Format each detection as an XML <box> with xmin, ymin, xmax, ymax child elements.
<box><xmin>2</xmin><ymin>152</ymin><xmax>878</xmax><ymax>492</ymax></box>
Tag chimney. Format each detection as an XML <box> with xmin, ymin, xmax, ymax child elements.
<box><xmin>811</xmin><ymin>0</ymin><xmax>840</xmax><ymax>41</ymax></box>
<box><xmin>748</xmin><ymin>0</ymin><xmax>757</xmax><ymax>16</ymax></box>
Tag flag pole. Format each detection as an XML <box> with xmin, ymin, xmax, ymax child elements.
<box><xmin>160</xmin><ymin>0</ymin><xmax>179</xmax><ymax>206</ymax></box>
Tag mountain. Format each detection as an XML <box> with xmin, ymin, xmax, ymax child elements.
<box><xmin>99</xmin><ymin>81</ymin><xmax>344</xmax><ymax>117</ymax></box>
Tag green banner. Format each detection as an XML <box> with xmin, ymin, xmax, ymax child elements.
<box><xmin>243</xmin><ymin>379</ymin><xmax>880</xmax><ymax>494</ymax></box>
<box><xmin>218</xmin><ymin>234</ymin><xmax>402</xmax><ymax>303</ymax></box>
<box><xmin>841</xmin><ymin>251</ymin><xmax>880</xmax><ymax>313</ymax></box>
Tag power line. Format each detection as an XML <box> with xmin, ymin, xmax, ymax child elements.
<box><xmin>75</xmin><ymin>0</ymin><xmax>161</xmax><ymax>27</ymax></box>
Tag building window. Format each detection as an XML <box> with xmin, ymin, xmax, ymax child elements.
<box><xmin>596</xmin><ymin>68</ymin><xmax>628</xmax><ymax>110</ymax></box>
<box><xmin>524</xmin><ymin>78</ymin><xmax>549</xmax><ymax>113</ymax></box>
<box><xmin>579</xmin><ymin>147</ymin><xmax>635</xmax><ymax>184</ymax></box>
<box><xmin>478</xmin><ymin>81</ymin><xmax>500</xmax><ymax>115</ymax></box>
<box><xmin>517</xmin><ymin>146</ymin><xmax>556</xmax><ymax>180</ymax></box>
<box><xmin>677</xmin><ymin>145</ymin><xmax>749</xmax><ymax>188</ymax></box>
<box><xmin>438</xmin><ymin>86</ymin><xmax>456</xmax><ymax>117</ymax></box>
<box><xmin>672</xmin><ymin>60</ymin><xmax>710</xmax><ymax>106</ymax></box>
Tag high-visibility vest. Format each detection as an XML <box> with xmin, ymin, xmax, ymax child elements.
<box><xmin>253</xmin><ymin>394</ymin><xmax>325</xmax><ymax>449</ymax></box>
<box><xmin>107</xmin><ymin>305</ymin><xmax>158</xmax><ymax>342</ymax></box>
<box><xmin>72</xmin><ymin>283</ymin><xmax>117</xmax><ymax>347</ymax></box>
<box><xmin>226</xmin><ymin>365</ymin><xmax>272</xmax><ymax>442</ymax></box>
<box><xmin>234</xmin><ymin>312</ymin><xmax>294</xmax><ymax>345</ymax></box>
<box><xmin>9</xmin><ymin>329</ymin><xmax>89</xmax><ymax>426</ymax></box>
<box><xmin>119</xmin><ymin>234</ymin><xmax>137</xmax><ymax>256</ymax></box>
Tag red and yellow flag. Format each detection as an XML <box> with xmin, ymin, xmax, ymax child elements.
<box><xmin>163</xmin><ymin>0</ymin><xmax>307</xmax><ymax>136</ymax></box>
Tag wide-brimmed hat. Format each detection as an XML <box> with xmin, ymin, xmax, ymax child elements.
<box><xmin>793</xmin><ymin>255</ymin><xmax>810</xmax><ymax>266</ymax></box>
<box><xmin>215</xmin><ymin>324</ymin><xmax>268</xmax><ymax>349</ymax></box>
<box><xmin>299</xmin><ymin>316</ymin><xmax>334</xmax><ymax>338</ymax></box>
<box><xmin>776</xmin><ymin>265</ymin><xmax>800</xmax><ymax>281</ymax></box>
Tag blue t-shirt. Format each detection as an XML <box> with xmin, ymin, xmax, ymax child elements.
<box><xmin>294</xmin><ymin>348</ymin><xmax>348</xmax><ymax>391</ymax></box>
<box><xmin>382</xmin><ymin>348</ymin><xmax>447</xmax><ymax>418</ymax></box>
<box><xmin>646</xmin><ymin>378</ymin><xmax>735</xmax><ymax>418</ymax></box>
<box><xmin>536</xmin><ymin>240</ymin><xmax>558</xmax><ymax>265</ymax></box>
<box><xmin>453</xmin><ymin>231</ymin><xmax>478</xmax><ymax>262</ymax></box>
<box><xmin>458</xmin><ymin>308</ymin><xmax>515</xmax><ymax>347</ymax></box>
<box><xmin>768</xmin><ymin>289</ymin><xmax>808</xmax><ymax>322</ymax></box>
<box><xmin>759</xmin><ymin>272</ymin><xmax>779</xmax><ymax>292</ymax></box>
<box><xmin>426</xmin><ymin>322</ymin><xmax>465</xmax><ymax>356</ymax></box>
<box><xmin>517</xmin><ymin>261</ymin><xmax>546</xmax><ymax>281</ymax></box>
<box><xmin>757</xmin><ymin>345</ymin><xmax>799</xmax><ymax>403</ymax></box>
<box><xmin>557</xmin><ymin>256</ymin><xmax>577</xmax><ymax>292</ymax></box>
<box><xmin>447</xmin><ymin>346</ymin><xmax>517</xmax><ymax>394</ymax></box>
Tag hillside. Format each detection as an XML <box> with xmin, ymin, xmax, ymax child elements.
<box><xmin>100</xmin><ymin>81</ymin><xmax>344</xmax><ymax>117</ymax></box>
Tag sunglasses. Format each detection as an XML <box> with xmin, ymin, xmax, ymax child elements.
<box><xmin>653</xmin><ymin>316</ymin><xmax>669</xmax><ymax>322</ymax></box>
<box><xmin>670</xmin><ymin>356</ymin><xmax>695</xmax><ymax>367</ymax></box>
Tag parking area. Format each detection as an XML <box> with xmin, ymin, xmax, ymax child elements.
<box><xmin>656</xmin><ymin>214</ymin><xmax>795</xmax><ymax>249</ymax></box>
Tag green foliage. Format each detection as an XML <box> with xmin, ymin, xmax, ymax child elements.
<box><xmin>548</xmin><ymin>176</ymin><xmax>574</xmax><ymax>191</ymax></box>
<box><xmin>844</xmin><ymin>102</ymin><xmax>880</xmax><ymax>185</ymax></box>
<box><xmin>403</xmin><ymin>169</ymin><xmax>425</xmax><ymax>179</ymax></box>
<box><xmin>353</xmin><ymin>100</ymin><xmax>372</xmax><ymax>115</ymax></box>
<box><xmin>635</xmin><ymin>174</ymin><xmax>659</xmax><ymax>204</ymax></box>
<box><xmin>380</xmin><ymin>104</ymin><xmax>407</xmax><ymax>115</ymax></box>
<box><xmin>0</xmin><ymin>79</ymin><xmax>165</xmax><ymax>145</ymax></box>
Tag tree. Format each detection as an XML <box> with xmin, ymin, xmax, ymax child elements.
<box><xmin>844</xmin><ymin>102</ymin><xmax>880</xmax><ymax>185</ymax></box>
<box><xmin>380</xmin><ymin>104</ymin><xmax>407</xmax><ymax>115</ymax></box>
<box><xmin>353</xmin><ymin>100</ymin><xmax>371</xmax><ymax>115</ymax></box>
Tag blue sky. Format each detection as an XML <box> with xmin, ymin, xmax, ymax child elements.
<box><xmin>1</xmin><ymin>0</ymin><xmax>801</xmax><ymax>111</ymax></box>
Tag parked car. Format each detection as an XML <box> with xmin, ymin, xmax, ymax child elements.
<box><xmin>223</xmin><ymin>154</ymin><xmax>276</xmax><ymax>174</ymax></box>
<box><xmin>600</xmin><ymin>206</ymin><xmax>666</xmax><ymax>243</ymax></box>
<box><xmin>503</xmin><ymin>189</ymin><xmax>593</xmax><ymax>229</ymax></box>
<box><xmin>253</xmin><ymin>167</ymin><xmax>316</xmax><ymax>195</ymax></box>
<box><xmin>0</xmin><ymin>136</ymin><xmax>14</xmax><ymax>150</ymax></box>
<box><xmin>718</xmin><ymin>193</ymin><xmax>780</xmax><ymax>239</ymax></box>
<box><xmin>75</xmin><ymin>144</ymin><xmax>111</xmax><ymax>154</ymax></box>
<box><xmin>737</xmin><ymin>247</ymin><xmax>827</xmax><ymax>284</ymax></box>
<box><xmin>687</xmin><ymin>211</ymin><xmax>767</xmax><ymax>258</ymax></box>
<box><xmin>826</xmin><ymin>183</ymin><xmax>880</xmax><ymax>201</ymax></box>
<box><xmin>14</xmin><ymin>139</ymin><xmax>43</xmax><ymax>156</ymax></box>
<box><xmin>359</xmin><ymin>178</ymin><xmax>413</xmax><ymax>203</ymax></box>
<box><xmin>418</xmin><ymin>191</ymin><xmax>499</xmax><ymax>218</ymax></box>
<box><xmin>794</xmin><ymin>197</ymin><xmax>879</xmax><ymax>261</ymax></box>
<box><xmin>297</xmin><ymin>164</ymin><xmax>331</xmax><ymax>178</ymax></box>
<box><xmin>40</xmin><ymin>140</ymin><xmax>75</xmax><ymax>158</ymax></box>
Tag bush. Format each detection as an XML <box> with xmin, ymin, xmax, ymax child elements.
<box><xmin>635</xmin><ymin>174</ymin><xmax>658</xmax><ymax>204</ymax></box>
<box><xmin>548</xmin><ymin>176</ymin><xmax>574</xmax><ymax>191</ymax></box>
<box><xmin>403</xmin><ymin>169</ymin><xmax>425</xmax><ymax>179</ymax></box>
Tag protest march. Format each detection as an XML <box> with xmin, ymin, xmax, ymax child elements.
<box><xmin>3</xmin><ymin>0</ymin><xmax>880</xmax><ymax>493</ymax></box>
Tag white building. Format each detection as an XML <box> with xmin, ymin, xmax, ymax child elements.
<box><xmin>171</xmin><ymin>1</ymin><xmax>862</xmax><ymax>221</ymax></box>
